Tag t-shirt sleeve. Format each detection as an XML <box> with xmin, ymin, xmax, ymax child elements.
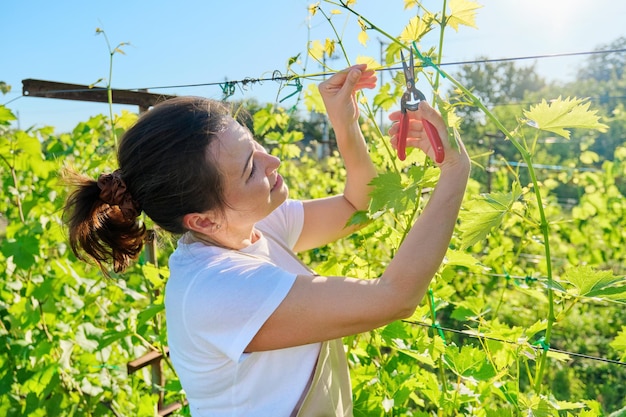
<box><xmin>182</xmin><ymin>255</ymin><xmax>296</xmax><ymax>362</ymax></box>
<box><xmin>257</xmin><ymin>199</ymin><xmax>304</xmax><ymax>250</ymax></box>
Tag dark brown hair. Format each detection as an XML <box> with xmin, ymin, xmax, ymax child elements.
<box><xmin>64</xmin><ymin>96</ymin><xmax>231</xmax><ymax>274</ymax></box>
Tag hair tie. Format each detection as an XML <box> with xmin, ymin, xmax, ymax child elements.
<box><xmin>97</xmin><ymin>170</ymin><xmax>141</xmax><ymax>221</ymax></box>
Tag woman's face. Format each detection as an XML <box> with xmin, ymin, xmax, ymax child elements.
<box><xmin>210</xmin><ymin>117</ymin><xmax>288</xmax><ymax>226</ymax></box>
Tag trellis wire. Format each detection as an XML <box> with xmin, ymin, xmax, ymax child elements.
<box><xmin>402</xmin><ymin>319</ymin><xmax>626</xmax><ymax>367</ymax></box>
<box><xmin>5</xmin><ymin>47</ymin><xmax>625</xmax><ymax>106</ymax></box>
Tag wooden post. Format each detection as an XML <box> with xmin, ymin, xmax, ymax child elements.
<box><xmin>126</xmin><ymin>347</ymin><xmax>187</xmax><ymax>416</ymax></box>
<box><xmin>21</xmin><ymin>79</ymin><xmax>175</xmax><ymax>111</ymax></box>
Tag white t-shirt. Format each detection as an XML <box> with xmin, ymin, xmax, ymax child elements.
<box><xmin>165</xmin><ymin>199</ymin><xmax>321</xmax><ymax>417</ymax></box>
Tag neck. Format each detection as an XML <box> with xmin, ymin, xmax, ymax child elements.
<box><xmin>187</xmin><ymin>228</ymin><xmax>260</xmax><ymax>250</ymax></box>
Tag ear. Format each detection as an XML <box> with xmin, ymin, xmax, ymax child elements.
<box><xmin>182</xmin><ymin>211</ymin><xmax>221</xmax><ymax>235</ymax></box>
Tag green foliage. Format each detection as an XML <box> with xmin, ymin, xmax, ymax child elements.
<box><xmin>0</xmin><ymin>107</ymin><xmax>178</xmax><ymax>416</ymax></box>
<box><xmin>304</xmin><ymin>1</ymin><xmax>625</xmax><ymax>415</ymax></box>
<box><xmin>611</xmin><ymin>328</ymin><xmax>626</xmax><ymax>361</ymax></box>
<box><xmin>2</xmin><ymin>1</ymin><xmax>626</xmax><ymax>416</ymax></box>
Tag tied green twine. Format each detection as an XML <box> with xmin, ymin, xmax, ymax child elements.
<box><xmin>411</xmin><ymin>41</ymin><xmax>447</xmax><ymax>79</ymax></box>
<box><xmin>504</xmin><ymin>268</ymin><xmax>538</xmax><ymax>287</ymax></box>
<box><xmin>219</xmin><ymin>81</ymin><xmax>236</xmax><ymax>100</ymax></box>
<box><xmin>525</xmin><ymin>275</ymin><xmax>538</xmax><ymax>285</ymax></box>
<box><xmin>279</xmin><ymin>77</ymin><xmax>302</xmax><ymax>103</ymax></box>
<box><xmin>428</xmin><ymin>288</ymin><xmax>446</xmax><ymax>343</ymax></box>
<box><xmin>532</xmin><ymin>336</ymin><xmax>550</xmax><ymax>352</ymax></box>
<box><xmin>504</xmin><ymin>267</ymin><xmax>519</xmax><ymax>287</ymax></box>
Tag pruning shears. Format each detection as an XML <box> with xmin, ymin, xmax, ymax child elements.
<box><xmin>397</xmin><ymin>49</ymin><xmax>445</xmax><ymax>163</ymax></box>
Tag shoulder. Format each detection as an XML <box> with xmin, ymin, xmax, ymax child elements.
<box><xmin>168</xmin><ymin>243</ymin><xmax>296</xmax><ymax>299</ymax></box>
<box><xmin>257</xmin><ymin>199</ymin><xmax>304</xmax><ymax>249</ymax></box>
<box><xmin>169</xmin><ymin>242</ymin><xmax>284</xmax><ymax>281</ymax></box>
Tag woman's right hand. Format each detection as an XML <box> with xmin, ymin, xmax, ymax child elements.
<box><xmin>388</xmin><ymin>101</ymin><xmax>470</xmax><ymax>172</ymax></box>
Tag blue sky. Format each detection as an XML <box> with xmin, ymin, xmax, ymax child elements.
<box><xmin>3</xmin><ymin>0</ymin><xmax>626</xmax><ymax>132</ymax></box>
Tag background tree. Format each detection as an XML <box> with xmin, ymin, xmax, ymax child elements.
<box><xmin>577</xmin><ymin>37</ymin><xmax>626</xmax><ymax>83</ymax></box>
<box><xmin>569</xmin><ymin>37</ymin><xmax>626</xmax><ymax>161</ymax></box>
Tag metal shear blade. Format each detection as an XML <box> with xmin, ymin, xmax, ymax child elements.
<box><xmin>396</xmin><ymin>49</ymin><xmax>445</xmax><ymax>163</ymax></box>
<box><xmin>400</xmin><ymin>49</ymin><xmax>426</xmax><ymax>112</ymax></box>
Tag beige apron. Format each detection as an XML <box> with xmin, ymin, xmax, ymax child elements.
<box><xmin>250</xmin><ymin>232</ymin><xmax>355</xmax><ymax>416</ymax></box>
<box><xmin>295</xmin><ymin>338</ymin><xmax>353</xmax><ymax>417</ymax></box>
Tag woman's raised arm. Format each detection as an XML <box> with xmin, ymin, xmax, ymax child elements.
<box><xmin>295</xmin><ymin>64</ymin><xmax>378</xmax><ymax>252</ymax></box>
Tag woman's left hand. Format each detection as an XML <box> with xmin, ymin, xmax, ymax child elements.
<box><xmin>318</xmin><ymin>64</ymin><xmax>377</xmax><ymax>129</ymax></box>
<box><xmin>296</xmin><ymin>64</ymin><xmax>377</xmax><ymax>252</ymax></box>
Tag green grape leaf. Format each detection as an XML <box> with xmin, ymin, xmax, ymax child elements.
<box><xmin>524</xmin><ymin>320</ymin><xmax>547</xmax><ymax>341</ymax></box>
<box><xmin>98</xmin><ymin>329</ymin><xmax>132</xmax><ymax>350</ymax></box>
<box><xmin>552</xmin><ymin>400</ymin><xmax>589</xmax><ymax>411</ymax></box>
<box><xmin>3</xmin><ymin>130</ymin><xmax>56</xmax><ymax>178</ymax></box>
<box><xmin>21</xmin><ymin>364</ymin><xmax>58</xmax><ymax>396</ymax></box>
<box><xmin>303</xmin><ymin>83</ymin><xmax>325</xmax><ymax>114</ymax></box>
<box><xmin>523</xmin><ymin>97</ymin><xmax>609</xmax><ymax>139</ymax></box>
<box><xmin>345</xmin><ymin>210</ymin><xmax>370</xmax><ymax>227</ymax></box>
<box><xmin>408</xmin><ymin>165</ymin><xmax>439</xmax><ymax>188</ymax></box>
<box><xmin>458</xmin><ymin>184</ymin><xmax>522</xmax><ymax>249</ymax></box>
<box><xmin>609</xmin><ymin>327</ymin><xmax>626</xmax><ymax>361</ymax></box>
<box><xmin>368</xmin><ymin>171</ymin><xmax>408</xmax><ymax>213</ymax></box>
<box><xmin>2</xmin><ymin>235</ymin><xmax>39</xmax><ymax>269</ymax></box>
<box><xmin>395</xmin><ymin>346</ymin><xmax>436</xmax><ymax>367</ymax></box>
<box><xmin>447</xmin><ymin>0</ymin><xmax>482</xmax><ymax>31</ymax></box>
<box><xmin>265</xmin><ymin>130</ymin><xmax>303</xmax><ymax>146</ymax></box>
<box><xmin>142</xmin><ymin>263</ymin><xmax>167</xmax><ymax>287</ymax></box>
<box><xmin>443</xmin><ymin>344</ymin><xmax>496</xmax><ymax>379</ymax></box>
<box><xmin>381</xmin><ymin>321</ymin><xmax>411</xmax><ymax>342</ymax></box>
<box><xmin>519</xmin><ymin>394</ymin><xmax>556</xmax><ymax>417</ymax></box>
<box><xmin>0</xmin><ymin>105</ymin><xmax>16</xmax><ymax>126</ymax></box>
<box><xmin>442</xmin><ymin>249</ymin><xmax>484</xmax><ymax>272</ymax></box>
<box><xmin>137</xmin><ymin>303</ymin><xmax>165</xmax><ymax>328</ymax></box>
<box><xmin>399</xmin><ymin>16</ymin><xmax>432</xmax><ymax>43</ymax></box>
<box><xmin>253</xmin><ymin>106</ymin><xmax>288</xmax><ymax>137</ymax></box>
<box><xmin>373</xmin><ymin>83</ymin><xmax>398</xmax><ymax>111</ymax></box>
<box><xmin>450</xmin><ymin>295</ymin><xmax>487</xmax><ymax>320</ymax></box>
<box><xmin>563</xmin><ymin>265</ymin><xmax>625</xmax><ymax>299</ymax></box>
<box><xmin>586</xmin><ymin>285</ymin><xmax>626</xmax><ymax>301</ymax></box>
<box><xmin>385</xmin><ymin>41</ymin><xmax>403</xmax><ymax>66</ymax></box>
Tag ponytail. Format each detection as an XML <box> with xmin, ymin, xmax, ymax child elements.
<box><xmin>63</xmin><ymin>169</ymin><xmax>146</xmax><ymax>275</ymax></box>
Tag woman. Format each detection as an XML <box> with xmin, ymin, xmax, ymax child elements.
<box><xmin>64</xmin><ymin>64</ymin><xmax>470</xmax><ymax>416</ymax></box>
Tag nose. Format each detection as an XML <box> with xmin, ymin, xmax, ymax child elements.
<box><xmin>263</xmin><ymin>152</ymin><xmax>281</xmax><ymax>174</ymax></box>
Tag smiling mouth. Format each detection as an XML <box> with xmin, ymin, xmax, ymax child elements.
<box><xmin>272</xmin><ymin>174</ymin><xmax>283</xmax><ymax>191</ymax></box>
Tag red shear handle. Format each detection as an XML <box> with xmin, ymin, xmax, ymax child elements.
<box><xmin>397</xmin><ymin>112</ymin><xmax>409</xmax><ymax>161</ymax></box>
<box><xmin>422</xmin><ymin>119</ymin><xmax>445</xmax><ymax>163</ymax></box>
<box><xmin>397</xmin><ymin>114</ymin><xmax>445</xmax><ymax>163</ymax></box>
